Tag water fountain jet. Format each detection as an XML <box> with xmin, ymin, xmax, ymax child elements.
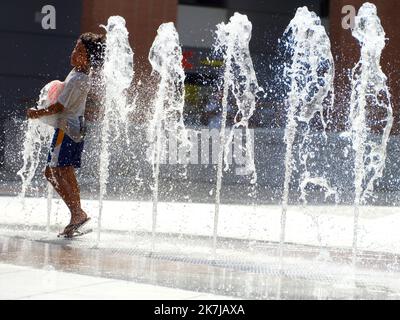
<box><xmin>148</xmin><ymin>22</ymin><xmax>190</xmax><ymax>251</ymax></box>
<box><xmin>99</xmin><ymin>16</ymin><xmax>134</xmax><ymax>242</ymax></box>
<box><xmin>347</xmin><ymin>3</ymin><xmax>393</xmax><ymax>265</ymax></box>
<box><xmin>212</xmin><ymin>12</ymin><xmax>261</xmax><ymax>254</ymax></box>
<box><xmin>280</xmin><ymin>7</ymin><xmax>335</xmax><ymax>261</ymax></box>
<box><xmin>17</xmin><ymin>82</ymin><xmax>60</xmax><ymax>228</ymax></box>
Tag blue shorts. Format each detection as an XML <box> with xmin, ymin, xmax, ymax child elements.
<box><xmin>47</xmin><ymin>129</ymin><xmax>84</xmax><ymax>168</ymax></box>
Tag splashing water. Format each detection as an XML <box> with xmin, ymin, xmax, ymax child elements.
<box><xmin>99</xmin><ymin>16</ymin><xmax>134</xmax><ymax>241</ymax></box>
<box><xmin>148</xmin><ymin>22</ymin><xmax>189</xmax><ymax>249</ymax></box>
<box><xmin>347</xmin><ymin>3</ymin><xmax>393</xmax><ymax>264</ymax></box>
<box><xmin>17</xmin><ymin>121</ymin><xmax>52</xmax><ymax>200</ymax></box>
<box><xmin>17</xmin><ymin>81</ymin><xmax>59</xmax><ymax>225</ymax></box>
<box><xmin>213</xmin><ymin>12</ymin><xmax>261</xmax><ymax>253</ymax></box>
<box><xmin>280</xmin><ymin>7</ymin><xmax>335</xmax><ymax>259</ymax></box>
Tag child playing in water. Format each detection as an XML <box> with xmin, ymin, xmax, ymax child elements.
<box><xmin>27</xmin><ymin>33</ymin><xmax>105</xmax><ymax>237</ymax></box>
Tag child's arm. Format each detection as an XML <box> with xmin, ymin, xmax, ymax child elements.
<box><xmin>27</xmin><ymin>102</ymin><xmax>64</xmax><ymax>119</ymax></box>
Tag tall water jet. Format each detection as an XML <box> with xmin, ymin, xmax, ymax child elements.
<box><xmin>17</xmin><ymin>121</ymin><xmax>52</xmax><ymax>200</ymax></box>
<box><xmin>348</xmin><ymin>3</ymin><xmax>393</xmax><ymax>265</ymax></box>
<box><xmin>213</xmin><ymin>13</ymin><xmax>260</xmax><ymax>253</ymax></box>
<box><xmin>280</xmin><ymin>7</ymin><xmax>335</xmax><ymax>260</ymax></box>
<box><xmin>148</xmin><ymin>22</ymin><xmax>189</xmax><ymax>250</ymax></box>
<box><xmin>99</xmin><ymin>16</ymin><xmax>134</xmax><ymax>242</ymax></box>
<box><xmin>17</xmin><ymin>81</ymin><xmax>60</xmax><ymax>226</ymax></box>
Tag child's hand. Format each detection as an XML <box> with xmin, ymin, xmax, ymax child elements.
<box><xmin>27</xmin><ymin>108</ymin><xmax>40</xmax><ymax>119</ymax></box>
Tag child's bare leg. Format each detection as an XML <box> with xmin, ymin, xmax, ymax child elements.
<box><xmin>63</xmin><ymin>166</ymin><xmax>88</xmax><ymax>224</ymax></box>
<box><xmin>45</xmin><ymin>166</ymin><xmax>87</xmax><ymax>225</ymax></box>
<box><xmin>45</xmin><ymin>166</ymin><xmax>75</xmax><ymax>209</ymax></box>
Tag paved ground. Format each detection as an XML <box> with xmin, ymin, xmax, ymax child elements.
<box><xmin>1</xmin><ymin>234</ymin><xmax>400</xmax><ymax>300</ymax></box>
<box><xmin>0</xmin><ymin>263</ymin><xmax>234</xmax><ymax>300</ymax></box>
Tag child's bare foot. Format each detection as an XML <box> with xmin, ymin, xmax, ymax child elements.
<box><xmin>62</xmin><ymin>210</ymin><xmax>89</xmax><ymax>235</ymax></box>
<box><xmin>70</xmin><ymin>210</ymin><xmax>88</xmax><ymax>225</ymax></box>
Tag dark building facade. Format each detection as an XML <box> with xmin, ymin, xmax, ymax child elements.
<box><xmin>329</xmin><ymin>0</ymin><xmax>400</xmax><ymax>134</ymax></box>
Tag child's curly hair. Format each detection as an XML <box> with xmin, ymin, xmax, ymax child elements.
<box><xmin>79</xmin><ymin>32</ymin><xmax>106</xmax><ymax>68</ymax></box>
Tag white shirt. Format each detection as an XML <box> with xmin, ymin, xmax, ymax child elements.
<box><xmin>57</xmin><ymin>68</ymin><xmax>90</xmax><ymax>142</ymax></box>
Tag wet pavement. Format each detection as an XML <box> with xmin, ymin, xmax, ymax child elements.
<box><xmin>0</xmin><ymin>263</ymin><xmax>235</xmax><ymax>300</ymax></box>
<box><xmin>1</xmin><ymin>234</ymin><xmax>400</xmax><ymax>299</ymax></box>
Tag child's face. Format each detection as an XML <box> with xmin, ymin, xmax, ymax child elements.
<box><xmin>71</xmin><ymin>40</ymin><xmax>89</xmax><ymax>69</ymax></box>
